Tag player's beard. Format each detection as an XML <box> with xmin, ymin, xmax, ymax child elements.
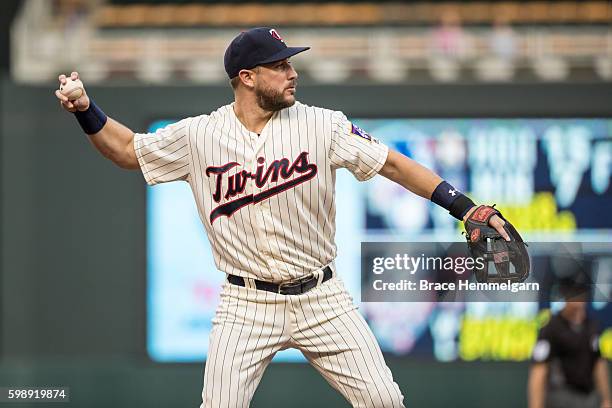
<box><xmin>254</xmin><ymin>82</ymin><xmax>295</xmax><ymax>112</ymax></box>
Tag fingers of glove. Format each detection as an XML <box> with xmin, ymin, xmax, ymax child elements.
<box><xmin>489</xmin><ymin>215</ymin><xmax>510</xmax><ymax>241</ymax></box>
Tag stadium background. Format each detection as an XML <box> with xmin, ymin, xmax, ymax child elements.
<box><xmin>1</xmin><ymin>0</ymin><xmax>611</xmax><ymax>407</ymax></box>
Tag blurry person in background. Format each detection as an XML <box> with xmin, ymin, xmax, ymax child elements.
<box><xmin>489</xmin><ymin>15</ymin><xmax>518</xmax><ymax>62</ymax></box>
<box><xmin>528</xmin><ymin>281</ymin><xmax>611</xmax><ymax>408</ymax></box>
<box><xmin>54</xmin><ymin>0</ymin><xmax>92</xmax><ymax>30</ymax></box>
<box><xmin>52</xmin><ymin>0</ymin><xmax>97</xmax><ymax>70</ymax></box>
<box><xmin>430</xmin><ymin>8</ymin><xmax>471</xmax><ymax>60</ymax></box>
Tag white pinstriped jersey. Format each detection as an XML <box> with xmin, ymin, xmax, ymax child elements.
<box><xmin>134</xmin><ymin>101</ymin><xmax>388</xmax><ymax>283</ymax></box>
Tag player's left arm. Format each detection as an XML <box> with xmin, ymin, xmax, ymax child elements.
<box><xmin>379</xmin><ymin>149</ymin><xmax>509</xmax><ymax>239</ymax></box>
<box><xmin>378</xmin><ymin>149</ymin><xmax>442</xmax><ymax>200</ymax></box>
<box><xmin>594</xmin><ymin>358</ymin><xmax>611</xmax><ymax>408</ymax></box>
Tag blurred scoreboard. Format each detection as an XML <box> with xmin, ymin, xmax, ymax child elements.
<box><xmin>146</xmin><ymin>118</ymin><xmax>612</xmax><ymax>362</ymax></box>
<box><xmin>361</xmin><ymin>119</ymin><xmax>611</xmax><ymax>238</ymax></box>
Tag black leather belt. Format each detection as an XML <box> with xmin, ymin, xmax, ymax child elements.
<box><xmin>227</xmin><ymin>266</ymin><xmax>333</xmax><ymax>295</ymax></box>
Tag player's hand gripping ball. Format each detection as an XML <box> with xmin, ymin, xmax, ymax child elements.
<box><xmin>59</xmin><ymin>78</ymin><xmax>84</xmax><ymax>101</ymax></box>
<box><xmin>56</xmin><ymin>72</ymin><xmax>90</xmax><ymax>113</ymax></box>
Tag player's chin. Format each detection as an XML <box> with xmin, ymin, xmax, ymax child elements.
<box><xmin>283</xmin><ymin>91</ymin><xmax>296</xmax><ymax>105</ymax></box>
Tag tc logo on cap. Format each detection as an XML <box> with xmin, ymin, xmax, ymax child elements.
<box><xmin>269</xmin><ymin>29</ymin><xmax>284</xmax><ymax>42</ymax></box>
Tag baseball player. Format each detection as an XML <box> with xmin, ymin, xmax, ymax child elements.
<box><xmin>55</xmin><ymin>27</ymin><xmax>510</xmax><ymax>408</ymax></box>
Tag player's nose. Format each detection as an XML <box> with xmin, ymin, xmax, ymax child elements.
<box><xmin>288</xmin><ymin>64</ymin><xmax>298</xmax><ymax>81</ymax></box>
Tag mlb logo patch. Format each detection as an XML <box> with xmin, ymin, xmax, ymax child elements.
<box><xmin>350</xmin><ymin>123</ymin><xmax>372</xmax><ymax>142</ymax></box>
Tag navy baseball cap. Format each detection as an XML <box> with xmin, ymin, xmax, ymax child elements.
<box><xmin>224</xmin><ymin>27</ymin><xmax>310</xmax><ymax>79</ymax></box>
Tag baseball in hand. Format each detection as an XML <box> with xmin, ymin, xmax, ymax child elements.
<box><xmin>60</xmin><ymin>78</ymin><xmax>84</xmax><ymax>101</ymax></box>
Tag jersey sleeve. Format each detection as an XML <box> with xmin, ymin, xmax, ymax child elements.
<box><xmin>329</xmin><ymin>111</ymin><xmax>389</xmax><ymax>181</ymax></box>
<box><xmin>531</xmin><ymin>322</ymin><xmax>555</xmax><ymax>364</ymax></box>
<box><xmin>133</xmin><ymin>118</ymin><xmax>192</xmax><ymax>185</ymax></box>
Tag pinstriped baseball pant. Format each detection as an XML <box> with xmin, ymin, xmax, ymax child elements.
<box><xmin>200</xmin><ymin>275</ymin><xmax>405</xmax><ymax>408</ymax></box>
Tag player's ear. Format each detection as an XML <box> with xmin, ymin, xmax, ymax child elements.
<box><xmin>238</xmin><ymin>69</ymin><xmax>256</xmax><ymax>89</ymax></box>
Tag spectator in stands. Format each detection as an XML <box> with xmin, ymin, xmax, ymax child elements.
<box><xmin>430</xmin><ymin>9</ymin><xmax>471</xmax><ymax>59</ymax></box>
<box><xmin>489</xmin><ymin>15</ymin><xmax>518</xmax><ymax>61</ymax></box>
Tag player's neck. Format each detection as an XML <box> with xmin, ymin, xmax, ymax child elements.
<box><xmin>233</xmin><ymin>97</ymin><xmax>274</xmax><ymax>135</ymax></box>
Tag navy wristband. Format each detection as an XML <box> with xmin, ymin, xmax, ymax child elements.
<box><xmin>74</xmin><ymin>99</ymin><xmax>107</xmax><ymax>135</ymax></box>
<box><xmin>449</xmin><ymin>195</ymin><xmax>476</xmax><ymax>220</ymax></box>
<box><xmin>431</xmin><ymin>181</ymin><xmax>475</xmax><ymax>220</ymax></box>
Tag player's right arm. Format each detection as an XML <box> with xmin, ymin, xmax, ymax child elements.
<box><xmin>56</xmin><ymin>71</ymin><xmax>194</xmax><ymax>185</ymax></box>
<box><xmin>528</xmin><ymin>324</ymin><xmax>555</xmax><ymax>408</ymax></box>
<box><xmin>527</xmin><ymin>363</ymin><xmax>548</xmax><ymax>408</ymax></box>
<box><xmin>594</xmin><ymin>358</ymin><xmax>611</xmax><ymax>408</ymax></box>
<box><xmin>55</xmin><ymin>72</ymin><xmax>138</xmax><ymax>169</ymax></box>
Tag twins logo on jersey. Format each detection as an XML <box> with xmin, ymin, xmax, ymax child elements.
<box><xmin>205</xmin><ymin>151</ymin><xmax>317</xmax><ymax>224</ymax></box>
